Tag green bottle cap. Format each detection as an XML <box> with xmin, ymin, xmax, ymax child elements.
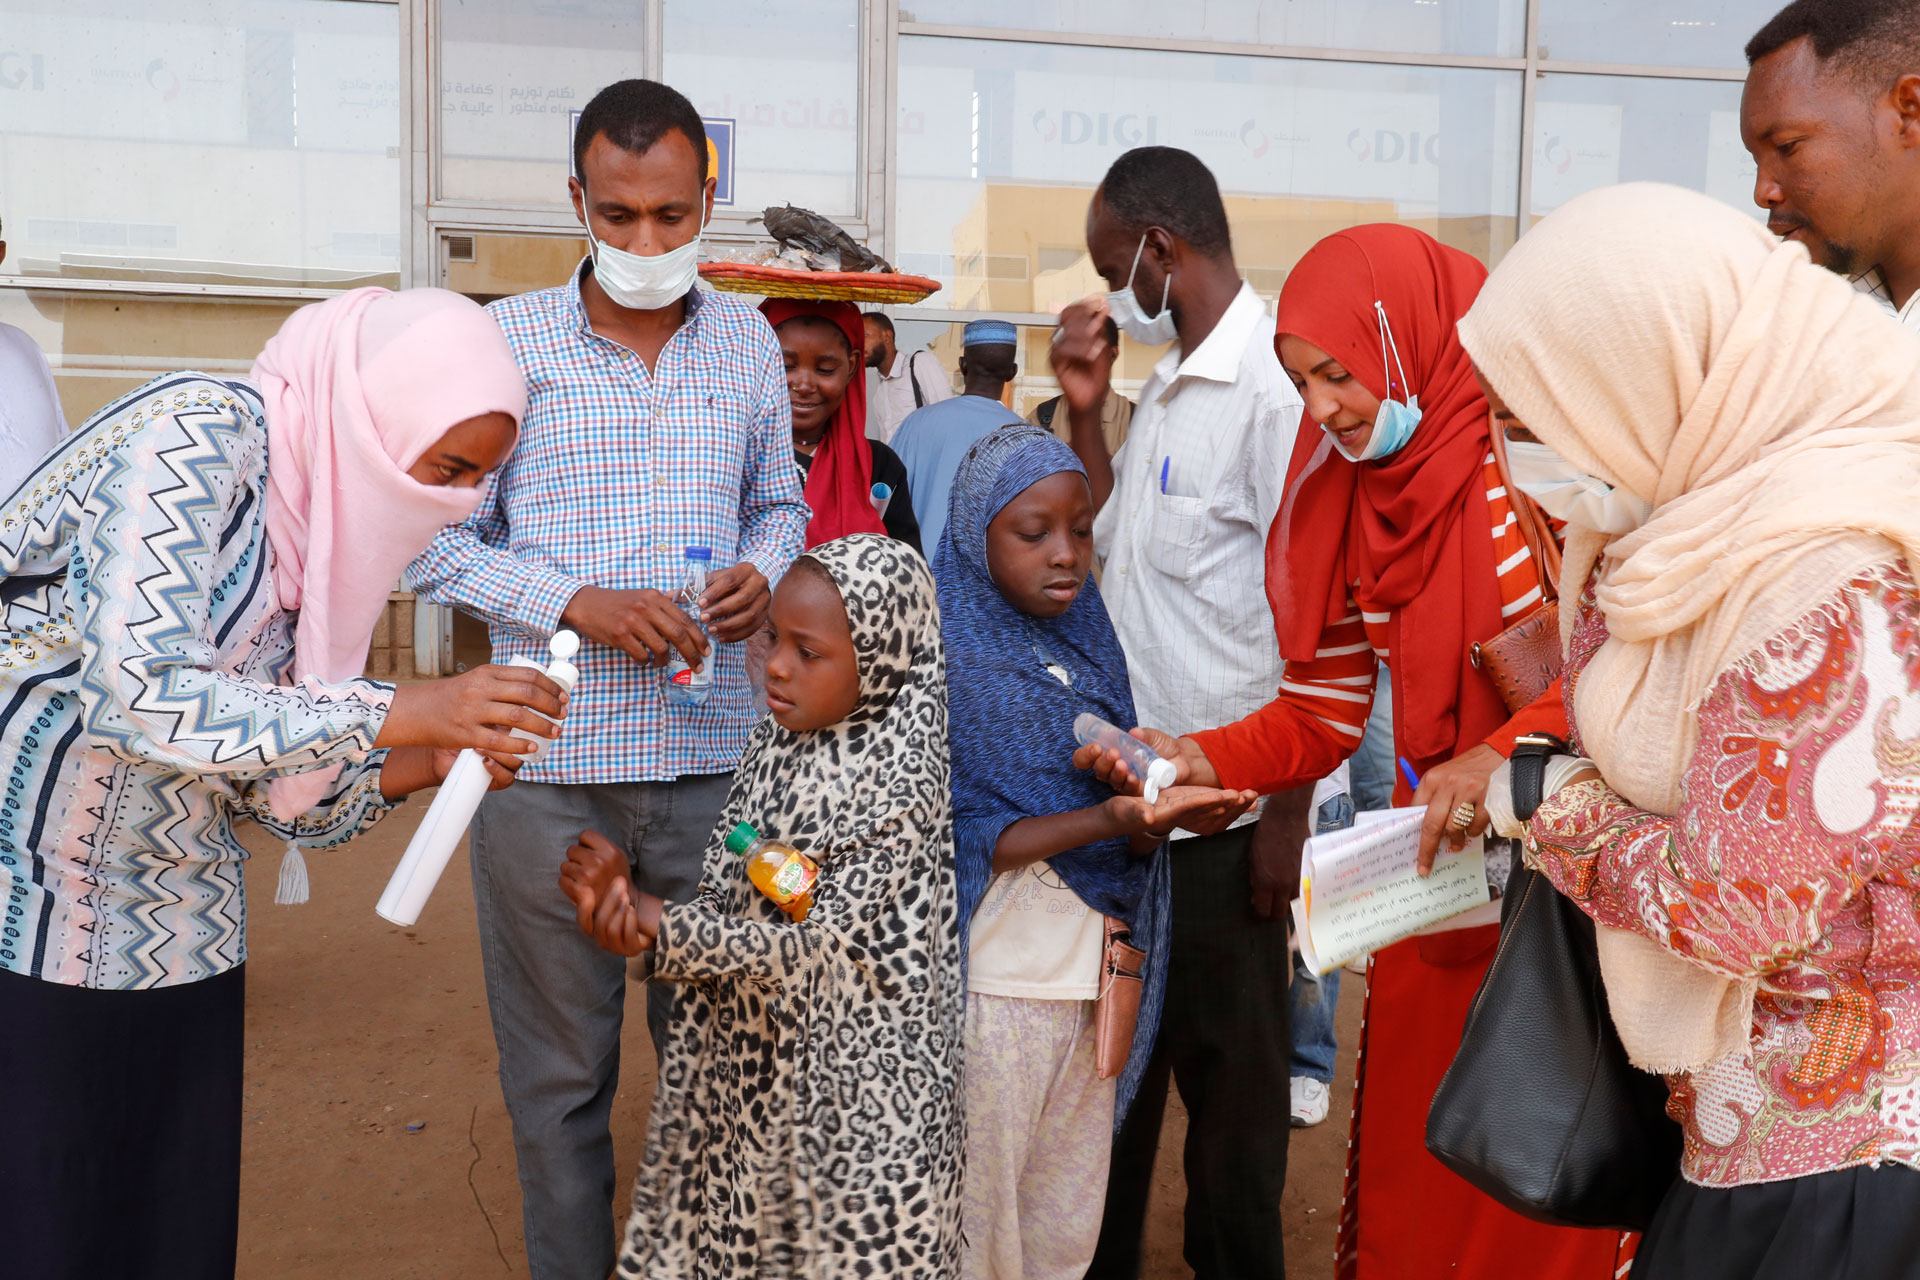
<box><xmin>724</xmin><ymin>822</ymin><xmax>760</xmax><ymax>856</ymax></box>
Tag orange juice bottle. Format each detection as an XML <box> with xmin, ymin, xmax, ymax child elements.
<box><xmin>725</xmin><ymin>822</ymin><xmax>818</xmax><ymax>922</ymax></box>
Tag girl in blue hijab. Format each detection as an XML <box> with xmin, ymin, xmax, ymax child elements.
<box><xmin>934</xmin><ymin>425</ymin><xmax>1254</xmax><ymax>1280</ymax></box>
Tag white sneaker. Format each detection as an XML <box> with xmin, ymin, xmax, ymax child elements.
<box><xmin>1290</xmin><ymin>1075</ymin><xmax>1331</xmax><ymax>1128</ymax></box>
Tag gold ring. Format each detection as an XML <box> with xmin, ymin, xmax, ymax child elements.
<box><xmin>1447</xmin><ymin>802</ymin><xmax>1478</xmax><ymax>831</ymax></box>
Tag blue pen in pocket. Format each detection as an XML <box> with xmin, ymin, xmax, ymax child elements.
<box><xmin>1160</xmin><ymin>456</ymin><xmax>1170</xmax><ymax>495</ymax></box>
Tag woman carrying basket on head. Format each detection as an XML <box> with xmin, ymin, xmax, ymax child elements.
<box><xmin>759</xmin><ymin>297</ymin><xmax>922</xmax><ymax>553</ymax></box>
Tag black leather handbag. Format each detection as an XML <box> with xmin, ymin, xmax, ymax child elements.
<box><xmin>1425</xmin><ymin>853</ymin><xmax>1682</xmax><ymax>1231</ymax></box>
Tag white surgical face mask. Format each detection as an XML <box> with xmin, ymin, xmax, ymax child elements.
<box><xmin>584</xmin><ymin>191</ymin><xmax>705</xmax><ymax>311</ymax></box>
<box><xmin>1506</xmin><ymin>439</ymin><xmax>1652</xmax><ymax>535</ymax></box>
<box><xmin>1106</xmin><ymin>234</ymin><xmax>1178</xmax><ymax>346</ymax></box>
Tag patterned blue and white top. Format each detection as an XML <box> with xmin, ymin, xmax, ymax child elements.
<box><xmin>0</xmin><ymin>373</ymin><xmax>400</xmax><ymax>990</ymax></box>
<box><xmin>409</xmin><ymin>267</ymin><xmax>808</xmax><ymax>785</ymax></box>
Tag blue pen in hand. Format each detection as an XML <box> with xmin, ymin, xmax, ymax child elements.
<box><xmin>1398</xmin><ymin>756</ymin><xmax>1422</xmax><ymax>794</ymax></box>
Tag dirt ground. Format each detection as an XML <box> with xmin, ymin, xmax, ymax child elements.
<box><xmin>233</xmin><ymin>802</ymin><xmax>1362</xmax><ymax>1280</ymax></box>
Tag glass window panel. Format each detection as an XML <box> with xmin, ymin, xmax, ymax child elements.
<box><xmin>902</xmin><ymin>0</ymin><xmax>1526</xmax><ymax>59</ymax></box>
<box><xmin>1</xmin><ymin>0</ymin><xmax>399</xmax><ymax>289</ymax></box>
<box><xmin>664</xmin><ymin>0</ymin><xmax>862</xmax><ymax>217</ymax></box>
<box><xmin>437</xmin><ymin>0</ymin><xmax>644</xmax><ymax>204</ymax></box>
<box><xmin>1530</xmin><ymin>75</ymin><xmax>1760</xmax><ymax>222</ymax></box>
<box><xmin>1536</xmin><ymin>0</ymin><xmax>1780</xmax><ymax>70</ymax></box>
<box><xmin>0</xmin><ymin>288</ymin><xmax>303</xmax><ymax>427</ymax></box>
<box><xmin>896</xmin><ymin>37</ymin><xmax>1521</xmax><ymax>313</ymax></box>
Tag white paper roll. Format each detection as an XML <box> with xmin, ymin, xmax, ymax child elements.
<box><xmin>375</xmin><ymin>747</ymin><xmax>492</xmax><ymax>926</ymax></box>
<box><xmin>374</xmin><ymin>630</ymin><xmax>581</xmax><ymax>928</ymax></box>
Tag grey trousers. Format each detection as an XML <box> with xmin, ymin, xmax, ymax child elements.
<box><xmin>469</xmin><ymin>773</ymin><xmax>731</xmax><ymax>1280</ymax></box>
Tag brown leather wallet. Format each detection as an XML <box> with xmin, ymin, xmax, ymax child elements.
<box><xmin>1094</xmin><ymin>916</ymin><xmax>1147</xmax><ymax>1080</ymax></box>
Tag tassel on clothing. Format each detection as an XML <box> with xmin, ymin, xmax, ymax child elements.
<box><xmin>275</xmin><ymin>841</ymin><xmax>310</xmax><ymax>905</ymax></box>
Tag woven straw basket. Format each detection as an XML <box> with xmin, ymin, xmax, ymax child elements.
<box><xmin>698</xmin><ymin>262</ymin><xmax>942</xmax><ymax>305</ymax></box>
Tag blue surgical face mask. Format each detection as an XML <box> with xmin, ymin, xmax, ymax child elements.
<box><xmin>1328</xmin><ymin>300</ymin><xmax>1423</xmax><ymax>463</ymax></box>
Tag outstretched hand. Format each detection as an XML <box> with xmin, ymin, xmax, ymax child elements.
<box><xmin>1102</xmin><ymin>784</ymin><xmax>1259</xmax><ymax>842</ymax></box>
<box><xmin>559</xmin><ymin>830</ymin><xmax>664</xmax><ymax>956</ymax></box>
<box><xmin>1144</xmin><ymin>784</ymin><xmax>1259</xmax><ymax>838</ymax></box>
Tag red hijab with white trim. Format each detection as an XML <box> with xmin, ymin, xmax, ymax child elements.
<box><xmin>1267</xmin><ymin>225</ymin><xmax>1507</xmax><ymax>765</ymax></box>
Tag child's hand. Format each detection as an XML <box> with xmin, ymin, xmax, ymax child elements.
<box><xmin>583</xmin><ymin>875</ymin><xmax>664</xmax><ymax>957</ymax></box>
<box><xmin>1100</xmin><ymin>785</ymin><xmax>1259</xmax><ymax>843</ymax></box>
<box><xmin>1144</xmin><ymin>785</ymin><xmax>1261</xmax><ymax>838</ymax></box>
<box><xmin>1101</xmin><ymin>793</ymin><xmax>1163</xmax><ymax>839</ymax></box>
<box><xmin>561</xmin><ymin>830</ymin><xmax>655</xmax><ymax>956</ymax></box>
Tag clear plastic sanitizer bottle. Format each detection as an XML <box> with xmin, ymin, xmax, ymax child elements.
<box><xmin>1074</xmin><ymin>712</ymin><xmax>1178</xmax><ymax>803</ymax></box>
<box><xmin>665</xmin><ymin>545</ymin><xmax>714</xmax><ymax>707</ymax></box>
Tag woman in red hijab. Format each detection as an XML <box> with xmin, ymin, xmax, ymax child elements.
<box><xmin>759</xmin><ymin>298</ymin><xmax>921</xmax><ymax>553</ymax></box>
<box><xmin>1091</xmin><ymin>226</ymin><xmax>1625</xmax><ymax>1278</ymax></box>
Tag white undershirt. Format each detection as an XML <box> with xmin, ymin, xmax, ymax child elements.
<box><xmin>967</xmin><ymin>862</ymin><xmax>1105</xmax><ymax>1000</ymax></box>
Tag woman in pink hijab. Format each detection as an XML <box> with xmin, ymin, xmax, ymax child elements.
<box><xmin>0</xmin><ymin>286</ymin><xmax>565</xmax><ymax>1280</ymax></box>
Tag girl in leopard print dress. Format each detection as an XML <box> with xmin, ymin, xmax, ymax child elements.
<box><xmin>561</xmin><ymin>534</ymin><xmax>964</xmax><ymax>1278</ymax></box>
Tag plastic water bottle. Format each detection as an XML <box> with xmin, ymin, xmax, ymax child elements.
<box><xmin>1074</xmin><ymin>712</ymin><xmax>1178</xmax><ymax>803</ymax></box>
<box><xmin>665</xmin><ymin>546</ymin><xmax>714</xmax><ymax>708</ymax></box>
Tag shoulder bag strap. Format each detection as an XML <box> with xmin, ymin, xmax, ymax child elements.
<box><xmin>1485</xmin><ymin>414</ymin><xmax>1561</xmax><ymax>605</ymax></box>
<box><xmin>909</xmin><ymin>350</ymin><xmax>927</xmax><ymax>410</ymax></box>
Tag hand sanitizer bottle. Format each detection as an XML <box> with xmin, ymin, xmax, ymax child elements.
<box><xmin>1074</xmin><ymin>712</ymin><xmax>1178</xmax><ymax>803</ymax></box>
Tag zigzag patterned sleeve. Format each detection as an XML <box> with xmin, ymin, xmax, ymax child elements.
<box><xmin>234</xmin><ymin>754</ymin><xmax>397</xmax><ymax>849</ymax></box>
<box><xmin>75</xmin><ymin>404</ymin><xmax>392</xmax><ymax>778</ymax></box>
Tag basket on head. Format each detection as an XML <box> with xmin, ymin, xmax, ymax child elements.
<box><xmin>698</xmin><ymin>263</ymin><xmax>942</xmax><ymax>306</ymax></box>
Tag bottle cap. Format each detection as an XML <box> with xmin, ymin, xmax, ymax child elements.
<box><xmin>724</xmin><ymin>822</ymin><xmax>760</xmax><ymax>856</ymax></box>
<box><xmin>549</xmin><ymin>629</ymin><xmax>581</xmax><ymax>661</ymax></box>
<box><xmin>1143</xmin><ymin>758</ymin><xmax>1177</xmax><ymax>805</ymax></box>
<box><xmin>685</xmin><ymin>546</ymin><xmax>714</xmax><ymax>561</ymax></box>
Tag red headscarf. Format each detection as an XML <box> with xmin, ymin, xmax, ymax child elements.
<box><xmin>1267</xmin><ymin>225</ymin><xmax>1508</xmax><ymax>765</ymax></box>
<box><xmin>759</xmin><ymin>298</ymin><xmax>887</xmax><ymax>546</ymax></box>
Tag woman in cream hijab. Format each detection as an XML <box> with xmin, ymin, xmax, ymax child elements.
<box><xmin>1463</xmin><ymin>181</ymin><xmax>1920</xmax><ymax>1277</ymax></box>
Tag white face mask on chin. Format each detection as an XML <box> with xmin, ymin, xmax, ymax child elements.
<box><xmin>1105</xmin><ymin>233</ymin><xmax>1178</xmax><ymax>346</ymax></box>
<box><xmin>584</xmin><ymin>192</ymin><xmax>706</xmax><ymax>311</ymax></box>
<box><xmin>1506</xmin><ymin>439</ymin><xmax>1652</xmax><ymax>536</ymax></box>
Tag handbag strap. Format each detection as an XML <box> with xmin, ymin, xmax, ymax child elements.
<box><xmin>1485</xmin><ymin>413</ymin><xmax>1562</xmax><ymax>606</ymax></box>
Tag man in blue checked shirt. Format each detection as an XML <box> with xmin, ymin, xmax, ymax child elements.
<box><xmin>408</xmin><ymin>79</ymin><xmax>807</xmax><ymax>1280</ymax></box>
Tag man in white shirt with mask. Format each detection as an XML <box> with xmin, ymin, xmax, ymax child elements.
<box><xmin>1053</xmin><ymin>145</ymin><xmax>1303</xmax><ymax>1280</ymax></box>
<box><xmin>0</xmin><ymin>219</ymin><xmax>69</xmax><ymax>498</ymax></box>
